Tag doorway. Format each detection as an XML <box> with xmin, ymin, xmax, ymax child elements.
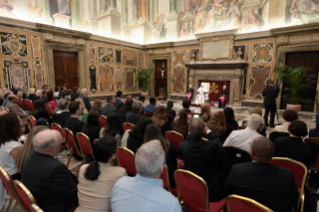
<box><xmin>282</xmin><ymin>51</ymin><xmax>319</xmax><ymax>112</ymax></box>
<box><xmin>154</xmin><ymin>60</ymin><xmax>168</xmax><ymax>97</ymax></box>
<box><xmin>53</xmin><ymin>51</ymin><xmax>79</xmax><ymax>89</ymax></box>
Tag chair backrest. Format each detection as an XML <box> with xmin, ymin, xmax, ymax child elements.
<box><xmin>76</xmin><ymin>132</ymin><xmax>94</xmax><ymax>159</ymax></box>
<box><xmin>18</xmin><ymin>98</ymin><xmax>25</xmax><ymax>109</ymax></box>
<box><xmin>14</xmin><ymin>180</ymin><xmax>37</xmax><ymax>212</ymax></box>
<box><xmin>144</xmin><ymin>111</ymin><xmax>154</xmax><ymax>117</ymax></box>
<box><xmin>24</xmin><ymin>99</ymin><xmax>34</xmax><ymax>111</ymax></box>
<box><xmin>304</xmin><ymin>137</ymin><xmax>319</xmax><ymax>169</ymax></box>
<box><xmin>62</xmin><ymin>128</ymin><xmax>83</xmax><ymax>156</ymax></box>
<box><xmin>123</xmin><ymin>122</ymin><xmax>135</xmax><ymax>132</ymax></box>
<box><xmin>51</xmin><ymin>123</ymin><xmax>63</xmax><ymax>136</ymax></box>
<box><xmin>270</xmin><ymin>157</ymin><xmax>307</xmax><ymax>209</ymax></box>
<box><xmin>165</xmin><ymin>131</ymin><xmax>184</xmax><ymax>154</ymax></box>
<box><xmin>99</xmin><ymin>115</ymin><xmax>107</xmax><ymax>128</ymax></box>
<box><xmin>45</xmin><ymin>104</ymin><xmax>54</xmax><ymax>117</ymax></box>
<box><xmin>0</xmin><ymin>166</ymin><xmax>20</xmax><ymax>201</ymax></box>
<box><xmin>268</xmin><ymin>131</ymin><xmax>289</xmax><ymax>142</ymax></box>
<box><xmin>160</xmin><ymin>165</ymin><xmax>171</xmax><ymax>192</ymax></box>
<box><xmin>30</xmin><ymin>204</ymin><xmax>44</xmax><ymax>212</ymax></box>
<box><xmin>226</xmin><ymin>194</ymin><xmax>274</xmax><ymax>212</ymax></box>
<box><xmin>166</xmin><ymin>114</ymin><xmax>175</xmax><ymax>121</ymax></box>
<box><xmin>117</xmin><ymin>146</ymin><xmax>137</xmax><ymax>175</ymax></box>
<box><xmin>29</xmin><ymin>116</ymin><xmax>37</xmax><ymax>127</ymax></box>
<box><xmin>175</xmin><ymin>169</ymin><xmax>209</xmax><ymax>212</ymax></box>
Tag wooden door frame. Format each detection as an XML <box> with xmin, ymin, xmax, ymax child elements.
<box><xmin>148</xmin><ymin>54</ymin><xmax>172</xmax><ymax>98</ymax></box>
<box><xmin>44</xmin><ymin>41</ymin><xmax>86</xmax><ymax>90</ymax></box>
<box><xmin>276</xmin><ymin>43</ymin><xmax>319</xmax><ymax>113</ymax></box>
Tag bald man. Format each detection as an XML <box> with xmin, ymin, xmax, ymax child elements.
<box><xmin>224</xmin><ymin>137</ymin><xmax>299</xmax><ymax>212</ymax></box>
<box><xmin>22</xmin><ymin>130</ymin><xmax>78</xmax><ymax>212</ymax></box>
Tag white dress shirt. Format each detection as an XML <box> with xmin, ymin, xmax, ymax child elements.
<box><xmin>274</xmin><ymin>122</ymin><xmax>291</xmax><ymax>133</ymax></box>
<box><xmin>223</xmin><ymin>127</ymin><xmax>262</xmax><ymax>153</ymax></box>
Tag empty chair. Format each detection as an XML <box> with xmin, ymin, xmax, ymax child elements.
<box><xmin>165</xmin><ymin>131</ymin><xmax>184</xmax><ymax>159</ymax></box>
<box><xmin>174</xmin><ymin>169</ymin><xmax>226</xmax><ymax>212</ymax></box>
<box><xmin>117</xmin><ymin>146</ymin><xmax>137</xmax><ymax>176</ymax></box>
<box><xmin>76</xmin><ymin>132</ymin><xmax>95</xmax><ymax>160</ymax></box>
<box><xmin>63</xmin><ymin>128</ymin><xmax>84</xmax><ymax>167</ymax></box>
<box><xmin>226</xmin><ymin>194</ymin><xmax>274</xmax><ymax>212</ymax></box>
<box><xmin>13</xmin><ymin>180</ymin><xmax>37</xmax><ymax>212</ymax></box>
<box><xmin>99</xmin><ymin>115</ymin><xmax>107</xmax><ymax>128</ymax></box>
<box><xmin>123</xmin><ymin>122</ymin><xmax>135</xmax><ymax>131</ymax></box>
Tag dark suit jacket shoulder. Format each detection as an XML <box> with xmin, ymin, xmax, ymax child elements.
<box><xmin>52</xmin><ymin>112</ymin><xmax>71</xmax><ymax>128</ymax></box>
<box><xmin>126</xmin><ymin>111</ymin><xmax>143</xmax><ymax>124</ymax></box>
<box><xmin>101</xmin><ymin>104</ymin><xmax>118</xmax><ymax>117</ymax></box>
<box><xmin>114</xmin><ymin>98</ymin><xmax>124</xmax><ymax>108</ymax></box>
<box><xmin>263</xmin><ymin>86</ymin><xmax>278</xmax><ymax>106</ymax></box>
<box><xmin>166</xmin><ymin>108</ymin><xmax>176</xmax><ymax>117</ymax></box>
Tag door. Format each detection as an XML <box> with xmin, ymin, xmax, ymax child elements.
<box><xmin>282</xmin><ymin>51</ymin><xmax>319</xmax><ymax>112</ymax></box>
<box><xmin>154</xmin><ymin>60</ymin><xmax>168</xmax><ymax>97</ymax></box>
<box><xmin>53</xmin><ymin>51</ymin><xmax>79</xmax><ymax>89</ymax></box>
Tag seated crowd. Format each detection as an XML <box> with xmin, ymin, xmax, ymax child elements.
<box><xmin>0</xmin><ymin>84</ymin><xmax>317</xmax><ymax>212</ymax></box>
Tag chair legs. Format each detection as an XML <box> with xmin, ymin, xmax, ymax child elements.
<box><xmin>6</xmin><ymin>197</ymin><xmax>13</xmax><ymax>212</ymax></box>
<box><xmin>12</xmin><ymin>201</ymin><xmax>18</xmax><ymax>212</ymax></box>
<box><xmin>66</xmin><ymin>149</ymin><xmax>73</xmax><ymax>167</ymax></box>
<box><xmin>81</xmin><ymin>155</ymin><xmax>87</xmax><ymax>166</ymax></box>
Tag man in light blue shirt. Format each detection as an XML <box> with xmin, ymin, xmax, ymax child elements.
<box><xmin>110</xmin><ymin>140</ymin><xmax>182</xmax><ymax>212</ymax></box>
<box><xmin>144</xmin><ymin>97</ymin><xmax>157</xmax><ymax>113</ymax></box>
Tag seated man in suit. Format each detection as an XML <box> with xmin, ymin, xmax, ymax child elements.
<box><xmin>224</xmin><ymin>136</ymin><xmax>299</xmax><ymax>212</ymax></box>
<box><xmin>5</xmin><ymin>94</ymin><xmax>29</xmax><ymax>126</ymax></box>
<box><xmin>52</xmin><ymin>98</ymin><xmax>71</xmax><ymax>128</ymax></box>
<box><xmin>126</xmin><ymin>101</ymin><xmax>144</xmax><ymax>125</ymax></box>
<box><xmin>166</xmin><ymin>101</ymin><xmax>176</xmax><ymax>118</ymax></box>
<box><xmin>101</xmin><ymin>96</ymin><xmax>118</xmax><ymax>117</ymax></box>
<box><xmin>71</xmin><ymin>87</ymin><xmax>80</xmax><ymax>101</ymax></box>
<box><xmin>80</xmin><ymin>88</ymin><xmax>91</xmax><ymax>111</ymax></box>
<box><xmin>22</xmin><ymin>130</ymin><xmax>78</xmax><ymax>212</ymax></box>
<box><xmin>114</xmin><ymin>90</ymin><xmax>124</xmax><ymax>109</ymax></box>
<box><xmin>144</xmin><ymin>97</ymin><xmax>157</xmax><ymax>113</ymax></box>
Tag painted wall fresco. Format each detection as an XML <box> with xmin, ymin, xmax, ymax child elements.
<box><xmin>172</xmin><ymin>67</ymin><xmax>185</xmax><ymax>93</ymax></box>
<box><xmin>249</xmin><ymin>66</ymin><xmax>271</xmax><ymax>98</ymax></box>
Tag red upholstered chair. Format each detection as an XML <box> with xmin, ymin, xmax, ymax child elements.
<box><xmin>123</xmin><ymin>122</ymin><xmax>135</xmax><ymax>132</ymax></box>
<box><xmin>117</xmin><ymin>146</ymin><xmax>137</xmax><ymax>175</ymax></box>
<box><xmin>226</xmin><ymin>194</ymin><xmax>274</xmax><ymax>212</ymax></box>
<box><xmin>270</xmin><ymin>157</ymin><xmax>307</xmax><ymax>211</ymax></box>
<box><xmin>165</xmin><ymin>131</ymin><xmax>184</xmax><ymax>159</ymax></box>
<box><xmin>174</xmin><ymin>169</ymin><xmax>226</xmax><ymax>212</ymax></box>
<box><xmin>99</xmin><ymin>115</ymin><xmax>107</xmax><ymax>128</ymax></box>
<box><xmin>51</xmin><ymin>123</ymin><xmax>67</xmax><ymax>148</ymax></box>
<box><xmin>29</xmin><ymin>115</ymin><xmax>37</xmax><ymax>127</ymax></box>
<box><xmin>45</xmin><ymin>104</ymin><xmax>54</xmax><ymax>117</ymax></box>
<box><xmin>13</xmin><ymin>180</ymin><xmax>37</xmax><ymax>212</ymax></box>
<box><xmin>63</xmin><ymin>128</ymin><xmax>84</xmax><ymax>167</ymax></box>
<box><xmin>30</xmin><ymin>204</ymin><xmax>44</xmax><ymax>212</ymax></box>
<box><xmin>76</xmin><ymin>132</ymin><xmax>95</xmax><ymax>160</ymax></box>
<box><xmin>24</xmin><ymin>99</ymin><xmax>34</xmax><ymax>111</ymax></box>
<box><xmin>94</xmin><ymin>138</ymin><xmax>99</xmax><ymax>145</ymax></box>
<box><xmin>305</xmin><ymin>137</ymin><xmax>319</xmax><ymax>170</ymax></box>
<box><xmin>160</xmin><ymin>165</ymin><xmax>177</xmax><ymax>196</ymax></box>
<box><xmin>0</xmin><ymin>166</ymin><xmax>24</xmax><ymax>212</ymax></box>
<box><xmin>18</xmin><ymin>98</ymin><xmax>25</xmax><ymax>109</ymax></box>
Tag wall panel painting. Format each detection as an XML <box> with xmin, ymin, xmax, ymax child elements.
<box><xmin>87</xmin><ymin>45</ymin><xmax>96</xmax><ymax>63</ymax></box>
<box><xmin>116</xmin><ymin>49</ymin><xmax>122</xmax><ymax>65</ymax></box>
<box><xmin>31</xmin><ymin>36</ymin><xmax>42</xmax><ymax>59</ymax></box>
<box><xmin>252</xmin><ymin>43</ymin><xmax>274</xmax><ymax>63</ymax></box>
<box><xmin>173</xmin><ymin>51</ymin><xmax>185</xmax><ymax>66</ymax></box>
<box><xmin>123</xmin><ymin>50</ymin><xmax>137</xmax><ymax>66</ymax></box>
<box><xmin>2</xmin><ymin>60</ymin><xmax>31</xmax><ymax>88</ymax></box>
<box><xmin>89</xmin><ymin>65</ymin><xmax>97</xmax><ymax>93</ymax></box>
<box><xmin>124</xmin><ymin>68</ymin><xmax>136</xmax><ymax>91</ymax></box>
<box><xmin>172</xmin><ymin>67</ymin><xmax>185</xmax><ymax>93</ymax></box>
<box><xmin>116</xmin><ymin>67</ymin><xmax>122</xmax><ymax>90</ymax></box>
<box><xmin>99</xmin><ymin>65</ymin><xmax>114</xmax><ymax>92</ymax></box>
<box><xmin>1</xmin><ymin>33</ymin><xmax>28</xmax><ymax>57</ymax></box>
<box><xmin>98</xmin><ymin>47</ymin><xmax>113</xmax><ymax>64</ymax></box>
<box><xmin>249</xmin><ymin>66</ymin><xmax>271</xmax><ymax>98</ymax></box>
<box><xmin>33</xmin><ymin>61</ymin><xmax>44</xmax><ymax>89</ymax></box>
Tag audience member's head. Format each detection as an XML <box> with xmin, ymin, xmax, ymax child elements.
<box><xmin>84</xmin><ymin>136</ymin><xmax>118</xmax><ymax>180</ymax></box>
<box><xmin>92</xmin><ymin>100</ymin><xmax>103</xmax><ymax>111</ymax></box>
<box><xmin>74</xmin><ymin>87</ymin><xmax>80</xmax><ymax>94</ymax></box>
<box><xmin>15</xmin><ymin>126</ymin><xmax>49</xmax><ymax>173</ymax></box>
<box><xmin>17</xmin><ymin>90</ymin><xmax>23</xmax><ymax>99</ymax></box>
<box><xmin>250</xmin><ymin>137</ymin><xmax>275</xmax><ymax>163</ymax></box>
<box><xmin>144</xmin><ymin>123</ymin><xmax>169</xmax><ymax>154</ymax></box>
<box><xmin>33</xmin><ymin>130</ymin><xmax>62</xmax><ymax>156</ymax></box>
<box><xmin>60</xmin><ymin>87</ymin><xmax>64</xmax><ymax>92</ymax></box>
<box><xmin>75</xmin><ymin>98</ymin><xmax>86</xmax><ymax>111</ymax></box>
<box><xmin>249</xmin><ymin>107</ymin><xmax>262</xmax><ymax>117</ymax></box>
<box><xmin>69</xmin><ymin>101</ymin><xmax>81</xmax><ymax>116</ymax></box>
<box><xmin>288</xmin><ymin>120</ymin><xmax>308</xmax><ymax>137</ymax></box>
<box><xmin>282</xmin><ymin>110</ymin><xmax>298</xmax><ymax>122</ymax></box>
<box><xmin>123</xmin><ymin>99</ymin><xmax>133</xmax><ymax>110</ymax></box>
<box><xmin>0</xmin><ymin>113</ymin><xmax>22</xmax><ymax>145</ymax></box>
<box><xmin>107</xmin><ymin>96</ymin><xmax>115</xmax><ymax>105</ymax></box>
<box><xmin>149</xmin><ymin>97</ymin><xmax>156</xmax><ymax>105</ymax></box>
<box><xmin>54</xmin><ymin>86</ymin><xmax>59</xmax><ymax>92</ymax></box>
<box><xmin>116</xmin><ymin>90</ymin><xmax>123</xmax><ymax>98</ymax></box>
<box><xmin>135</xmin><ymin>140</ymin><xmax>165</xmax><ymax>178</ymax></box>
<box><xmin>200</xmin><ymin>103</ymin><xmax>212</xmax><ymax>122</ymax></box>
<box><xmin>36</xmin><ymin>89</ymin><xmax>42</xmax><ymax>97</ymax></box>
<box><xmin>81</xmin><ymin>88</ymin><xmax>88</xmax><ymax>96</ymax></box>
<box><xmin>47</xmin><ymin>91</ymin><xmax>55</xmax><ymax>102</ymax></box>
<box><xmin>247</xmin><ymin>113</ymin><xmax>262</xmax><ymax>131</ymax></box>
<box><xmin>167</xmin><ymin>101</ymin><xmax>174</xmax><ymax>109</ymax></box>
<box><xmin>33</xmin><ymin>99</ymin><xmax>47</xmax><ymax>116</ymax></box>
<box><xmin>189</xmin><ymin>118</ymin><xmax>205</xmax><ymax>139</ymax></box>
<box><xmin>224</xmin><ymin>107</ymin><xmax>236</xmax><ymax>124</ymax></box>
<box><xmin>138</xmin><ymin>95</ymin><xmax>145</xmax><ymax>103</ymax></box>
<box><xmin>172</xmin><ymin>109</ymin><xmax>189</xmax><ymax>137</ymax></box>
<box><xmin>103</xmin><ymin>113</ymin><xmax>124</xmax><ymax>137</ymax></box>
<box><xmin>151</xmin><ymin>106</ymin><xmax>166</xmax><ymax>128</ymax></box>
<box><xmin>28</xmin><ymin>88</ymin><xmax>36</xmax><ymax>95</ymax></box>
<box><xmin>132</xmin><ymin>100</ymin><xmax>143</xmax><ymax>113</ymax></box>
<box><xmin>182</xmin><ymin>99</ymin><xmax>191</xmax><ymax>110</ymax></box>
<box><xmin>66</xmin><ymin>89</ymin><xmax>73</xmax><ymax>96</ymax></box>
<box><xmin>126</xmin><ymin>95</ymin><xmax>133</xmax><ymax>102</ymax></box>
<box><xmin>42</xmin><ymin>84</ymin><xmax>49</xmax><ymax>91</ymax></box>
<box><xmin>83</xmin><ymin>111</ymin><xmax>100</xmax><ymax>135</ymax></box>
<box><xmin>42</xmin><ymin>90</ymin><xmax>47</xmax><ymax>97</ymax></box>
<box><xmin>208</xmin><ymin>111</ymin><xmax>226</xmax><ymax>135</ymax></box>
<box><xmin>268</xmin><ymin>80</ymin><xmax>274</xmax><ymax>86</ymax></box>
<box><xmin>57</xmin><ymin>98</ymin><xmax>69</xmax><ymax>111</ymax></box>
<box><xmin>130</xmin><ymin>116</ymin><xmax>153</xmax><ymax>139</ymax></box>
<box><xmin>8</xmin><ymin>94</ymin><xmax>19</xmax><ymax>104</ymax></box>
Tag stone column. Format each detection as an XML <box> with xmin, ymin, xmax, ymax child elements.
<box><xmin>140</xmin><ymin>0</ymin><xmax>146</xmax><ymax>18</ymax></box>
<box><xmin>89</xmin><ymin>0</ymin><xmax>98</xmax><ymax>34</ymax></box>
<box><xmin>133</xmin><ymin>0</ymin><xmax>139</xmax><ymax>21</ymax></box>
<box><xmin>121</xmin><ymin>0</ymin><xmax>131</xmax><ymax>40</ymax></box>
<box><xmin>149</xmin><ymin>0</ymin><xmax>155</xmax><ymax>26</ymax></box>
<box><xmin>170</xmin><ymin>0</ymin><xmax>176</xmax><ymax>12</ymax></box>
<box><xmin>109</xmin><ymin>0</ymin><xmax>116</xmax><ymax>8</ymax></box>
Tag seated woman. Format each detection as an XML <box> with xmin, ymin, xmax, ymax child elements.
<box><xmin>151</xmin><ymin>106</ymin><xmax>167</xmax><ymax>129</ymax></box>
<box><xmin>92</xmin><ymin>100</ymin><xmax>103</xmax><ymax>114</ymax></box>
<box><xmin>144</xmin><ymin>123</ymin><xmax>177</xmax><ymax>187</ymax></box>
<box><xmin>27</xmin><ymin>88</ymin><xmax>36</xmax><ymax>103</ymax></box>
<box><xmin>0</xmin><ymin>113</ymin><xmax>22</xmax><ymax>180</ymax></box>
<box><xmin>34</xmin><ymin>89</ymin><xmax>42</xmax><ymax>102</ymax></box>
<box><xmin>223</xmin><ymin>107</ymin><xmax>238</xmax><ymax>139</ymax></box>
<box><xmin>100</xmin><ymin>113</ymin><xmax>124</xmax><ymax>145</ymax></box>
<box><xmin>199</xmin><ymin>103</ymin><xmax>212</xmax><ymax>122</ymax></box>
<box><xmin>207</xmin><ymin>111</ymin><xmax>226</xmax><ymax>142</ymax></box>
<box><xmin>15</xmin><ymin>126</ymin><xmax>49</xmax><ymax>173</ymax></box>
<box><xmin>118</xmin><ymin>99</ymin><xmax>133</xmax><ymax>123</ymax></box>
<box><xmin>126</xmin><ymin>117</ymin><xmax>153</xmax><ymax>153</ymax></box>
<box><xmin>172</xmin><ymin>109</ymin><xmax>189</xmax><ymax>139</ymax></box>
<box><xmin>76</xmin><ymin>136</ymin><xmax>126</xmax><ymax>212</ymax></box>
<box><xmin>82</xmin><ymin>111</ymin><xmax>101</xmax><ymax>145</ymax></box>
<box><xmin>310</xmin><ymin>113</ymin><xmax>319</xmax><ymax>137</ymax></box>
<box><xmin>274</xmin><ymin>120</ymin><xmax>311</xmax><ymax>169</ymax></box>
<box><xmin>75</xmin><ymin>98</ymin><xmax>89</xmax><ymax>122</ymax></box>
<box><xmin>47</xmin><ymin>91</ymin><xmax>57</xmax><ymax>111</ymax></box>
<box><xmin>274</xmin><ymin>110</ymin><xmax>298</xmax><ymax>133</ymax></box>
<box><xmin>33</xmin><ymin>99</ymin><xmax>52</xmax><ymax>124</ymax></box>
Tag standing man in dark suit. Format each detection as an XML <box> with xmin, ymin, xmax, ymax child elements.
<box><xmin>262</xmin><ymin>80</ymin><xmax>278</xmax><ymax>128</ymax></box>
<box><xmin>166</xmin><ymin>101</ymin><xmax>176</xmax><ymax>118</ymax></box>
<box><xmin>101</xmin><ymin>96</ymin><xmax>118</xmax><ymax>117</ymax></box>
<box><xmin>126</xmin><ymin>101</ymin><xmax>144</xmax><ymax>124</ymax></box>
<box><xmin>224</xmin><ymin>136</ymin><xmax>299</xmax><ymax>212</ymax></box>
<box><xmin>22</xmin><ymin>130</ymin><xmax>78</xmax><ymax>212</ymax></box>
<box><xmin>80</xmin><ymin>88</ymin><xmax>92</xmax><ymax>111</ymax></box>
<box><xmin>114</xmin><ymin>90</ymin><xmax>124</xmax><ymax>109</ymax></box>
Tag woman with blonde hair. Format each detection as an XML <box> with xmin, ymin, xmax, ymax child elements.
<box><xmin>27</xmin><ymin>88</ymin><xmax>36</xmax><ymax>102</ymax></box>
<box><xmin>200</xmin><ymin>103</ymin><xmax>212</xmax><ymax>122</ymax></box>
<box><xmin>249</xmin><ymin>106</ymin><xmax>262</xmax><ymax>117</ymax></box>
<box><xmin>151</xmin><ymin>106</ymin><xmax>167</xmax><ymax>128</ymax></box>
<box><xmin>15</xmin><ymin>126</ymin><xmax>49</xmax><ymax>173</ymax></box>
<box><xmin>207</xmin><ymin>110</ymin><xmax>226</xmax><ymax>142</ymax></box>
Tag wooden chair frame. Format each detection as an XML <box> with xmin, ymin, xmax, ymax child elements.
<box><xmin>271</xmin><ymin>157</ymin><xmax>307</xmax><ymax>210</ymax></box>
<box><xmin>161</xmin><ymin>164</ymin><xmax>171</xmax><ymax>192</ymax></box>
<box><xmin>51</xmin><ymin>123</ymin><xmax>68</xmax><ymax>148</ymax></box>
<box><xmin>30</xmin><ymin>204</ymin><xmax>44</xmax><ymax>212</ymax></box>
<box><xmin>45</xmin><ymin>103</ymin><xmax>54</xmax><ymax>118</ymax></box>
<box><xmin>99</xmin><ymin>115</ymin><xmax>107</xmax><ymax>128</ymax></box>
<box><xmin>24</xmin><ymin>99</ymin><xmax>33</xmax><ymax>111</ymax></box>
<box><xmin>14</xmin><ymin>180</ymin><xmax>37</xmax><ymax>212</ymax></box>
<box><xmin>29</xmin><ymin>116</ymin><xmax>37</xmax><ymax>127</ymax></box>
<box><xmin>76</xmin><ymin>132</ymin><xmax>95</xmax><ymax>160</ymax></box>
<box><xmin>226</xmin><ymin>194</ymin><xmax>274</xmax><ymax>212</ymax></box>
<box><xmin>63</xmin><ymin>128</ymin><xmax>85</xmax><ymax>167</ymax></box>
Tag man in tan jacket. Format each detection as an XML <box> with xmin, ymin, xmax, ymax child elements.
<box><xmin>5</xmin><ymin>94</ymin><xmax>29</xmax><ymax>126</ymax></box>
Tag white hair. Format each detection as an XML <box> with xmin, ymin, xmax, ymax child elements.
<box><xmin>33</xmin><ymin>130</ymin><xmax>60</xmax><ymax>152</ymax></box>
<box><xmin>81</xmin><ymin>88</ymin><xmax>87</xmax><ymax>94</ymax></box>
<box><xmin>135</xmin><ymin>140</ymin><xmax>165</xmax><ymax>178</ymax></box>
<box><xmin>247</xmin><ymin>113</ymin><xmax>262</xmax><ymax>130</ymax></box>
<box><xmin>132</xmin><ymin>100</ymin><xmax>143</xmax><ymax>112</ymax></box>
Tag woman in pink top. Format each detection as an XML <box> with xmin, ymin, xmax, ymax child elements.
<box><xmin>47</xmin><ymin>91</ymin><xmax>57</xmax><ymax>111</ymax></box>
